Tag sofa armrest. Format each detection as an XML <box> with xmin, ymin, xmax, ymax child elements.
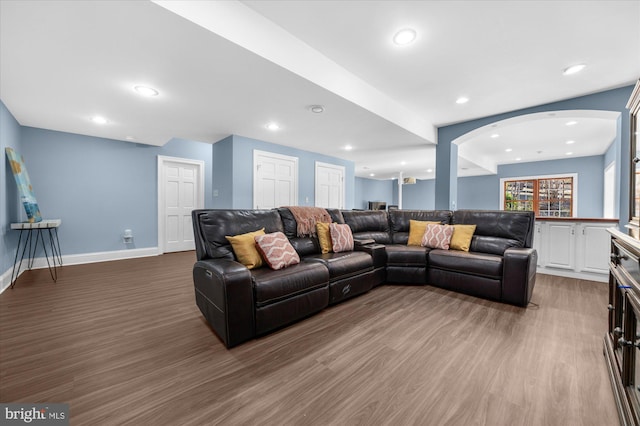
<box><xmin>193</xmin><ymin>259</ymin><xmax>255</xmax><ymax>348</ymax></box>
<box><xmin>502</xmin><ymin>248</ymin><xmax>538</xmax><ymax>307</ymax></box>
<box><xmin>354</xmin><ymin>238</ymin><xmax>376</xmax><ymax>247</ymax></box>
<box><xmin>355</xmin><ymin>242</ymin><xmax>387</xmax><ymax>269</ymax></box>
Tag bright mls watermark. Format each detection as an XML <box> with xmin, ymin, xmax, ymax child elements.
<box><xmin>1</xmin><ymin>404</ymin><xmax>68</xmax><ymax>425</ymax></box>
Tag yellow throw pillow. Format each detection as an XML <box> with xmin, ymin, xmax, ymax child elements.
<box><xmin>450</xmin><ymin>224</ymin><xmax>477</xmax><ymax>252</ymax></box>
<box><xmin>225</xmin><ymin>228</ymin><xmax>266</xmax><ymax>269</ymax></box>
<box><xmin>316</xmin><ymin>222</ymin><xmax>333</xmax><ymax>254</ymax></box>
<box><xmin>408</xmin><ymin>220</ymin><xmax>440</xmax><ymax>246</ymax></box>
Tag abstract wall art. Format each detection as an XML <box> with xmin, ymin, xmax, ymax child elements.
<box><xmin>5</xmin><ymin>147</ymin><xmax>42</xmax><ymax>223</ymax></box>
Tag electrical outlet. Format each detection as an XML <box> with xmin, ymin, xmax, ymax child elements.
<box><xmin>213</xmin><ymin>189</ymin><xmax>219</xmax><ymax>197</ymax></box>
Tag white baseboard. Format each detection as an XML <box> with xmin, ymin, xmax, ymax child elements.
<box><xmin>0</xmin><ymin>247</ymin><xmax>159</xmax><ymax>294</ymax></box>
<box><xmin>537</xmin><ymin>266</ymin><xmax>608</xmax><ymax>283</ymax></box>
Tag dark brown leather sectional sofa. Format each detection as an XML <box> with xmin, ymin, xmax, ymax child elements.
<box><xmin>191</xmin><ymin>208</ymin><xmax>537</xmax><ymax>348</ymax></box>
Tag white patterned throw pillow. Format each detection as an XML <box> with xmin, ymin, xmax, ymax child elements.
<box><xmin>421</xmin><ymin>223</ymin><xmax>454</xmax><ymax>250</ymax></box>
<box><xmin>329</xmin><ymin>223</ymin><xmax>354</xmax><ymax>253</ymax></box>
<box><xmin>254</xmin><ymin>232</ymin><xmax>300</xmax><ymax>270</ymax></box>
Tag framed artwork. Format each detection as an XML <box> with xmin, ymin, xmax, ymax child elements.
<box><xmin>5</xmin><ymin>147</ymin><xmax>42</xmax><ymax>223</ymax></box>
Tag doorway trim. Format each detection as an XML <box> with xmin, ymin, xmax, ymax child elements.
<box><xmin>157</xmin><ymin>155</ymin><xmax>205</xmax><ymax>255</ymax></box>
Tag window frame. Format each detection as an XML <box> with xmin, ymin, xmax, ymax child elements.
<box><xmin>499</xmin><ymin>173</ymin><xmax>578</xmax><ymax>217</ymax></box>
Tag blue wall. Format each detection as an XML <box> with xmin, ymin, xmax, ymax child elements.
<box><xmin>224</xmin><ymin>135</ymin><xmax>355</xmax><ymax>209</ymax></box>
<box><xmin>1</xmin><ymin>116</ymin><xmax>356</xmax><ymax>271</ymax></box>
<box><xmin>16</xmin><ymin>127</ymin><xmax>214</xmax><ymax>256</ymax></box>
<box><xmin>356</xmin><ymin>153</ymin><xmax>610</xmax><ymax>215</ymax></box>
<box><xmin>354</xmin><ymin>177</ymin><xmax>394</xmax><ymax>210</ymax></box>
<box><xmin>1</xmin><ymin>101</ymin><xmax>22</xmax><ymax>275</ymax></box>
<box><xmin>212</xmin><ymin>135</ymin><xmax>233</xmax><ymax>208</ymax></box>
<box><xmin>437</xmin><ymin>85</ymin><xmax>634</xmax><ymax>222</ymax></box>
<box><xmin>402</xmin><ymin>179</ymin><xmax>436</xmax><ymax>210</ymax></box>
<box><xmin>458</xmin><ymin>155</ymin><xmax>606</xmax><ymax>217</ymax></box>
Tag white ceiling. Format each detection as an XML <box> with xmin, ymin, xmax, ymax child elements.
<box><xmin>1</xmin><ymin>0</ymin><xmax>639</xmax><ymax>181</ymax></box>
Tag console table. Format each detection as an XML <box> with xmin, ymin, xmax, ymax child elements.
<box><xmin>10</xmin><ymin>219</ymin><xmax>62</xmax><ymax>289</ymax></box>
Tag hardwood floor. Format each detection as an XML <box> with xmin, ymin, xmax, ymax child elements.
<box><xmin>0</xmin><ymin>252</ymin><xmax>617</xmax><ymax>425</ymax></box>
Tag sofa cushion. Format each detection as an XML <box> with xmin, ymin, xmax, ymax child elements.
<box><xmin>305</xmin><ymin>251</ymin><xmax>373</xmax><ymax>280</ymax></box>
<box><xmin>251</xmin><ymin>262</ymin><xmax>329</xmax><ymax>307</ymax></box>
<box><xmin>422</xmin><ymin>223</ymin><xmax>454</xmax><ymax>250</ymax></box>
<box><xmin>193</xmin><ymin>209</ymin><xmax>284</xmax><ymax>261</ymax></box>
<box><xmin>470</xmin><ymin>236</ymin><xmax>521</xmax><ymax>256</ymax></box>
<box><xmin>452</xmin><ymin>210</ymin><xmax>534</xmax><ymax>254</ymax></box>
<box><xmin>388</xmin><ymin>210</ymin><xmax>453</xmax><ymax>244</ymax></box>
<box><xmin>429</xmin><ymin>249</ymin><xmax>503</xmax><ymax>279</ymax></box>
<box><xmin>225</xmin><ymin>228</ymin><xmax>266</xmax><ymax>269</ymax></box>
<box><xmin>316</xmin><ymin>222</ymin><xmax>333</xmax><ymax>254</ymax></box>
<box><xmin>408</xmin><ymin>220</ymin><xmax>440</xmax><ymax>246</ymax></box>
<box><xmin>255</xmin><ymin>232</ymin><xmax>300</xmax><ymax>270</ymax></box>
<box><xmin>277</xmin><ymin>207</ymin><xmax>325</xmax><ymax>257</ymax></box>
<box><xmin>325</xmin><ymin>208</ymin><xmax>345</xmax><ymax>224</ymax></box>
<box><xmin>385</xmin><ymin>244</ymin><xmax>429</xmax><ymax>266</ymax></box>
<box><xmin>341</xmin><ymin>210</ymin><xmax>392</xmax><ymax>244</ymax></box>
<box><xmin>330</xmin><ymin>223</ymin><xmax>354</xmax><ymax>252</ymax></box>
<box><xmin>450</xmin><ymin>224</ymin><xmax>477</xmax><ymax>252</ymax></box>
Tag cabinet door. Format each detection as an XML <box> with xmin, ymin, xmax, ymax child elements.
<box><xmin>578</xmin><ymin>224</ymin><xmax>612</xmax><ymax>274</ymax></box>
<box><xmin>545</xmin><ymin>223</ymin><xmax>576</xmax><ymax>270</ymax></box>
<box><xmin>532</xmin><ymin>222</ymin><xmax>546</xmax><ymax>267</ymax></box>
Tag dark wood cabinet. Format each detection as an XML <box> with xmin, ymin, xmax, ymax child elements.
<box><xmin>606</xmin><ymin>80</ymin><xmax>640</xmax><ymax>425</ymax></box>
<box><xmin>606</xmin><ymin>230</ymin><xmax>640</xmax><ymax>425</ymax></box>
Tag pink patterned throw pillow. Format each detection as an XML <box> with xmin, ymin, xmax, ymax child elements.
<box><xmin>329</xmin><ymin>223</ymin><xmax>354</xmax><ymax>253</ymax></box>
<box><xmin>254</xmin><ymin>232</ymin><xmax>300</xmax><ymax>270</ymax></box>
<box><xmin>421</xmin><ymin>223</ymin><xmax>454</xmax><ymax>250</ymax></box>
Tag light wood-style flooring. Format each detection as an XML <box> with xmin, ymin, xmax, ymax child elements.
<box><xmin>0</xmin><ymin>252</ymin><xmax>617</xmax><ymax>425</ymax></box>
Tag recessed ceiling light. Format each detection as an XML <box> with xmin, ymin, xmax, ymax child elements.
<box><xmin>566</xmin><ymin>152</ymin><xmax>573</xmax><ymax>155</ymax></box>
<box><xmin>344</xmin><ymin>145</ymin><xmax>353</xmax><ymax>151</ymax></box>
<box><xmin>91</xmin><ymin>116</ymin><xmax>107</xmax><ymax>125</ymax></box>
<box><xmin>515</xmin><ymin>157</ymin><xmax>522</xmax><ymax>161</ymax></box>
<box><xmin>309</xmin><ymin>105</ymin><xmax>324</xmax><ymax>113</ymax></box>
<box><xmin>134</xmin><ymin>85</ymin><xmax>159</xmax><ymax>97</ymax></box>
<box><xmin>566</xmin><ymin>140</ymin><xmax>575</xmax><ymax>144</ymax></box>
<box><xmin>266</xmin><ymin>122</ymin><xmax>280</xmax><ymax>131</ymax></box>
<box><xmin>393</xmin><ymin>28</ymin><xmax>417</xmax><ymax>45</ymax></box>
<box><xmin>563</xmin><ymin>64</ymin><xmax>586</xmax><ymax>75</ymax></box>
<box><xmin>427</xmin><ymin>169</ymin><xmax>433</xmax><ymax>173</ymax></box>
<box><xmin>491</xmin><ymin>134</ymin><xmax>500</xmax><ymax>139</ymax></box>
<box><xmin>505</xmin><ymin>148</ymin><xmax>513</xmax><ymax>152</ymax></box>
<box><xmin>369</xmin><ymin>173</ymin><xmax>375</xmax><ymax>177</ymax></box>
<box><xmin>401</xmin><ymin>161</ymin><xmax>407</xmax><ymax>165</ymax></box>
<box><xmin>456</xmin><ymin>97</ymin><xmax>469</xmax><ymax>104</ymax></box>
<box><xmin>125</xmin><ymin>136</ymin><xmax>135</xmax><ymax>141</ymax></box>
<box><xmin>565</xmin><ymin>120</ymin><xmax>578</xmax><ymax>126</ymax></box>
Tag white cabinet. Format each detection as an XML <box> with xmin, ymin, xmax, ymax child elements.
<box><xmin>533</xmin><ymin>223</ymin><xmax>545</xmax><ymax>267</ymax></box>
<box><xmin>545</xmin><ymin>222</ymin><xmax>576</xmax><ymax>270</ymax></box>
<box><xmin>534</xmin><ymin>220</ymin><xmax>615</xmax><ymax>282</ymax></box>
<box><xmin>576</xmin><ymin>224</ymin><xmax>611</xmax><ymax>274</ymax></box>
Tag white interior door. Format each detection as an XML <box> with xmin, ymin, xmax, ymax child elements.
<box><xmin>158</xmin><ymin>156</ymin><xmax>204</xmax><ymax>253</ymax></box>
<box><xmin>604</xmin><ymin>161</ymin><xmax>615</xmax><ymax>218</ymax></box>
<box><xmin>315</xmin><ymin>162</ymin><xmax>345</xmax><ymax>209</ymax></box>
<box><xmin>253</xmin><ymin>150</ymin><xmax>298</xmax><ymax>209</ymax></box>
